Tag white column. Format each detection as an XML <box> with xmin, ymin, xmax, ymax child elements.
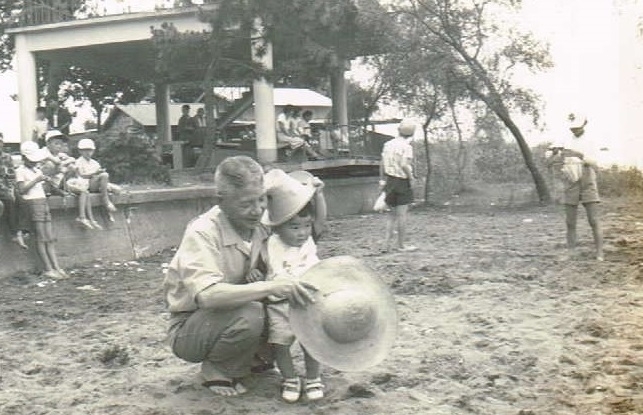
<box><xmin>251</xmin><ymin>17</ymin><xmax>277</xmax><ymax>163</ymax></box>
<box><xmin>15</xmin><ymin>34</ymin><xmax>38</xmax><ymax>143</ymax></box>
<box><xmin>331</xmin><ymin>61</ymin><xmax>349</xmax><ymax>146</ymax></box>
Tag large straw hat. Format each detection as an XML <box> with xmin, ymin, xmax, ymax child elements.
<box><xmin>288</xmin><ymin>170</ymin><xmax>314</xmax><ymax>186</ymax></box>
<box><xmin>20</xmin><ymin>141</ymin><xmax>47</xmax><ymax>162</ymax></box>
<box><xmin>290</xmin><ymin>256</ymin><xmax>398</xmax><ymax>371</ymax></box>
<box><xmin>262</xmin><ymin>169</ymin><xmax>316</xmax><ymax>227</ymax></box>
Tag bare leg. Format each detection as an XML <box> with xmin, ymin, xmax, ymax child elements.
<box><xmin>584</xmin><ymin>202</ymin><xmax>604</xmax><ymax>260</ymax></box>
<box><xmin>34</xmin><ymin>223</ymin><xmax>53</xmax><ymax>271</ymax></box>
<box><xmin>303</xmin><ymin>347</ymin><xmax>320</xmax><ymax>380</ymax></box>
<box><xmin>396</xmin><ymin>204</ymin><xmax>409</xmax><ymax>249</ymax></box>
<box><xmin>385</xmin><ymin>210</ymin><xmax>397</xmax><ymax>251</ymax></box>
<box><xmin>78</xmin><ymin>191</ymin><xmax>88</xmax><ymax>220</ymax></box>
<box><xmin>43</xmin><ymin>222</ymin><xmax>61</xmax><ymax>270</ymax></box>
<box><xmin>564</xmin><ymin>204</ymin><xmax>578</xmax><ymax>250</ymax></box>
<box><xmin>273</xmin><ymin>344</ymin><xmax>296</xmax><ymax>379</ymax></box>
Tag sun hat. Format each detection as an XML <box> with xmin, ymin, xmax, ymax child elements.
<box><xmin>290</xmin><ymin>256</ymin><xmax>398</xmax><ymax>372</ymax></box>
<box><xmin>398</xmin><ymin>119</ymin><xmax>416</xmax><ymax>137</ymax></box>
<box><xmin>20</xmin><ymin>141</ymin><xmax>47</xmax><ymax>162</ymax></box>
<box><xmin>262</xmin><ymin>169</ymin><xmax>316</xmax><ymax>227</ymax></box>
<box><xmin>288</xmin><ymin>170</ymin><xmax>314</xmax><ymax>186</ymax></box>
<box><xmin>77</xmin><ymin>138</ymin><xmax>96</xmax><ymax>150</ymax></box>
<box><xmin>568</xmin><ymin>113</ymin><xmax>587</xmax><ymax>130</ymax></box>
<box><xmin>45</xmin><ymin>130</ymin><xmax>66</xmax><ymax>142</ymax></box>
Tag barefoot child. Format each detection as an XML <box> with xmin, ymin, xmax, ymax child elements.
<box><xmin>15</xmin><ymin>141</ymin><xmax>68</xmax><ymax>279</ymax></box>
<box><xmin>248</xmin><ymin>169</ymin><xmax>326</xmax><ymax>403</ymax></box>
<box><xmin>75</xmin><ymin>138</ymin><xmax>119</xmax><ymax>222</ymax></box>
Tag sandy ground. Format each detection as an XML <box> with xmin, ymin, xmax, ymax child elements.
<box><xmin>1</xmin><ymin>195</ymin><xmax>643</xmax><ymax>415</ymax></box>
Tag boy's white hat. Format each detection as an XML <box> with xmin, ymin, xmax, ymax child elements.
<box><xmin>398</xmin><ymin>119</ymin><xmax>416</xmax><ymax>137</ymax></box>
<box><xmin>78</xmin><ymin>138</ymin><xmax>96</xmax><ymax>150</ymax></box>
<box><xmin>262</xmin><ymin>169</ymin><xmax>315</xmax><ymax>227</ymax></box>
<box><xmin>20</xmin><ymin>141</ymin><xmax>47</xmax><ymax>162</ymax></box>
<box><xmin>290</xmin><ymin>255</ymin><xmax>398</xmax><ymax>371</ymax></box>
<box><xmin>568</xmin><ymin>113</ymin><xmax>587</xmax><ymax>129</ymax></box>
<box><xmin>45</xmin><ymin>130</ymin><xmax>66</xmax><ymax>142</ymax></box>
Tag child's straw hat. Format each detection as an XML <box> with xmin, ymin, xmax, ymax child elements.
<box><xmin>262</xmin><ymin>169</ymin><xmax>315</xmax><ymax>227</ymax></box>
<box><xmin>290</xmin><ymin>256</ymin><xmax>398</xmax><ymax>371</ymax></box>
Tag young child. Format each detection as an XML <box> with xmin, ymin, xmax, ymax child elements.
<box><xmin>249</xmin><ymin>169</ymin><xmax>326</xmax><ymax>403</ymax></box>
<box><xmin>15</xmin><ymin>141</ymin><xmax>68</xmax><ymax>279</ymax></box>
<box><xmin>40</xmin><ymin>130</ymin><xmax>74</xmax><ymax>196</ymax></box>
<box><xmin>65</xmin><ymin>161</ymin><xmax>102</xmax><ymax>231</ymax></box>
<box><xmin>0</xmin><ymin>133</ymin><xmax>27</xmax><ymax>248</ymax></box>
<box><xmin>32</xmin><ymin>107</ymin><xmax>49</xmax><ymax>147</ymax></box>
<box><xmin>75</xmin><ymin>138</ymin><xmax>119</xmax><ymax>222</ymax></box>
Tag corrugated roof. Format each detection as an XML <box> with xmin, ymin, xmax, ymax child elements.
<box><xmin>212</xmin><ymin>87</ymin><xmax>332</xmax><ymax>108</ymax></box>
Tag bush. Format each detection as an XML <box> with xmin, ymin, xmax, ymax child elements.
<box><xmin>92</xmin><ymin>131</ymin><xmax>171</xmax><ymax>185</ymax></box>
<box><xmin>597</xmin><ymin>166</ymin><xmax>643</xmax><ymax>197</ymax></box>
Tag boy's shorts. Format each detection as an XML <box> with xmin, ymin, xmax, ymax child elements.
<box><xmin>26</xmin><ymin>198</ymin><xmax>52</xmax><ymax>222</ymax></box>
<box><xmin>384</xmin><ymin>175</ymin><xmax>413</xmax><ymax>207</ymax></box>
<box><xmin>564</xmin><ymin>166</ymin><xmax>600</xmax><ymax>206</ymax></box>
<box><xmin>266</xmin><ymin>301</ymin><xmax>296</xmax><ymax>346</ymax></box>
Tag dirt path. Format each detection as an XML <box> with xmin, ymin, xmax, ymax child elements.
<box><xmin>1</xmin><ymin>197</ymin><xmax>642</xmax><ymax>415</ymax></box>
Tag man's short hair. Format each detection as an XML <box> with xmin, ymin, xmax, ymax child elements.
<box><xmin>214</xmin><ymin>156</ymin><xmax>264</xmax><ymax>198</ymax></box>
<box><xmin>36</xmin><ymin>107</ymin><xmax>46</xmax><ymax>113</ymax></box>
<box><xmin>182</xmin><ymin>104</ymin><xmax>190</xmax><ymax>111</ymax></box>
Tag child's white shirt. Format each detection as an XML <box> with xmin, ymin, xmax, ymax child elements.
<box><xmin>15</xmin><ymin>165</ymin><xmax>46</xmax><ymax>200</ymax></box>
<box><xmin>266</xmin><ymin>234</ymin><xmax>319</xmax><ymax>282</ymax></box>
<box><xmin>75</xmin><ymin>157</ymin><xmax>101</xmax><ymax>177</ymax></box>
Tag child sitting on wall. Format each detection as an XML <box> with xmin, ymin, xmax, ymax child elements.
<box><xmin>75</xmin><ymin>138</ymin><xmax>120</xmax><ymax>222</ymax></box>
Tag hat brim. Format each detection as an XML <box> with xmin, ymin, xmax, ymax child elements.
<box><xmin>23</xmin><ymin>149</ymin><xmax>47</xmax><ymax>163</ymax></box>
<box><xmin>261</xmin><ymin>184</ymin><xmax>316</xmax><ymax>227</ymax></box>
<box><xmin>288</xmin><ymin>170</ymin><xmax>314</xmax><ymax>186</ymax></box>
<box><xmin>289</xmin><ymin>256</ymin><xmax>398</xmax><ymax>371</ymax></box>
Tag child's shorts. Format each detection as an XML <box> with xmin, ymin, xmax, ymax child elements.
<box><xmin>384</xmin><ymin>175</ymin><xmax>413</xmax><ymax>207</ymax></box>
<box><xmin>26</xmin><ymin>198</ymin><xmax>52</xmax><ymax>223</ymax></box>
<box><xmin>66</xmin><ymin>177</ymin><xmax>90</xmax><ymax>194</ymax></box>
<box><xmin>266</xmin><ymin>301</ymin><xmax>296</xmax><ymax>346</ymax></box>
<box><xmin>563</xmin><ymin>166</ymin><xmax>600</xmax><ymax>206</ymax></box>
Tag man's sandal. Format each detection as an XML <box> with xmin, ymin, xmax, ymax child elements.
<box><xmin>281</xmin><ymin>377</ymin><xmax>301</xmax><ymax>403</ymax></box>
<box><xmin>202</xmin><ymin>379</ymin><xmax>247</xmax><ymax>397</ymax></box>
<box><xmin>305</xmin><ymin>378</ymin><xmax>325</xmax><ymax>401</ymax></box>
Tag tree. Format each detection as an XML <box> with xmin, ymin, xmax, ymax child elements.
<box><xmin>392</xmin><ymin>0</ymin><xmax>553</xmax><ymax>203</ymax></box>
<box><xmin>59</xmin><ymin>66</ymin><xmax>147</xmax><ymax>129</ymax></box>
<box><xmin>151</xmin><ymin>0</ymin><xmax>393</xmax><ymax>168</ymax></box>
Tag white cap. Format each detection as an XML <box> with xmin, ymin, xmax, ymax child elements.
<box><xmin>78</xmin><ymin>138</ymin><xmax>96</xmax><ymax>150</ymax></box>
<box><xmin>398</xmin><ymin>119</ymin><xmax>416</xmax><ymax>137</ymax></box>
<box><xmin>20</xmin><ymin>141</ymin><xmax>47</xmax><ymax>162</ymax></box>
<box><xmin>568</xmin><ymin>113</ymin><xmax>587</xmax><ymax>129</ymax></box>
<box><xmin>45</xmin><ymin>130</ymin><xmax>66</xmax><ymax>142</ymax></box>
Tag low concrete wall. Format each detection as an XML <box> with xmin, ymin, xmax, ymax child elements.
<box><xmin>0</xmin><ymin>177</ymin><xmax>379</xmax><ymax>278</ymax></box>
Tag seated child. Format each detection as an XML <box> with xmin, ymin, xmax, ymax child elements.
<box><xmin>40</xmin><ymin>130</ymin><xmax>74</xmax><ymax>197</ymax></box>
<box><xmin>15</xmin><ymin>141</ymin><xmax>69</xmax><ymax>279</ymax></box>
<box><xmin>248</xmin><ymin>169</ymin><xmax>326</xmax><ymax>403</ymax></box>
<box><xmin>75</xmin><ymin>138</ymin><xmax>120</xmax><ymax>222</ymax></box>
<box><xmin>66</xmin><ymin>164</ymin><xmax>102</xmax><ymax>230</ymax></box>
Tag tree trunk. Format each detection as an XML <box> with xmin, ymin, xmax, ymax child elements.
<box><xmin>495</xmin><ymin>108</ymin><xmax>551</xmax><ymax>204</ymax></box>
<box><xmin>422</xmin><ymin>122</ymin><xmax>432</xmax><ymax>203</ymax></box>
<box><xmin>448</xmin><ymin>100</ymin><xmax>466</xmax><ymax>193</ymax></box>
<box><xmin>96</xmin><ymin>105</ymin><xmax>103</xmax><ymax>131</ymax></box>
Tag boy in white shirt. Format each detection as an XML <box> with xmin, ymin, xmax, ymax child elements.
<box><xmin>15</xmin><ymin>142</ymin><xmax>68</xmax><ymax>279</ymax></box>
<box><xmin>75</xmin><ymin>138</ymin><xmax>120</xmax><ymax>222</ymax></box>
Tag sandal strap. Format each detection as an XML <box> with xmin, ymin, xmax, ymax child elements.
<box><xmin>305</xmin><ymin>378</ymin><xmax>324</xmax><ymax>390</ymax></box>
<box><xmin>282</xmin><ymin>378</ymin><xmax>301</xmax><ymax>392</ymax></box>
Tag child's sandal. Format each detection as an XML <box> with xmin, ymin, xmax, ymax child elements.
<box><xmin>305</xmin><ymin>377</ymin><xmax>325</xmax><ymax>401</ymax></box>
<box><xmin>281</xmin><ymin>377</ymin><xmax>301</xmax><ymax>403</ymax></box>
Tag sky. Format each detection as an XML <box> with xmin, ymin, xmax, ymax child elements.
<box><xmin>1</xmin><ymin>0</ymin><xmax>641</xmax><ymax>167</ymax></box>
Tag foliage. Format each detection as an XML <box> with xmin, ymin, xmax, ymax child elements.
<box><xmin>59</xmin><ymin>66</ymin><xmax>147</xmax><ymax>128</ymax></box>
<box><xmin>151</xmin><ymin>0</ymin><xmax>394</xmax><ymax>86</ymax></box>
<box><xmin>597</xmin><ymin>166</ymin><xmax>643</xmax><ymax>197</ymax></box>
<box><xmin>384</xmin><ymin>0</ymin><xmax>553</xmax><ymax>202</ymax></box>
<box><xmin>86</xmin><ymin>131</ymin><xmax>171</xmax><ymax>185</ymax></box>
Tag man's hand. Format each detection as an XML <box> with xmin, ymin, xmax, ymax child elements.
<box><xmin>268</xmin><ymin>280</ymin><xmax>317</xmax><ymax>307</ymax></box>
<box><xmin>245</xmin><ymin>269</ymin><xmax>265</xmax><ymax>283</ymax></box>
